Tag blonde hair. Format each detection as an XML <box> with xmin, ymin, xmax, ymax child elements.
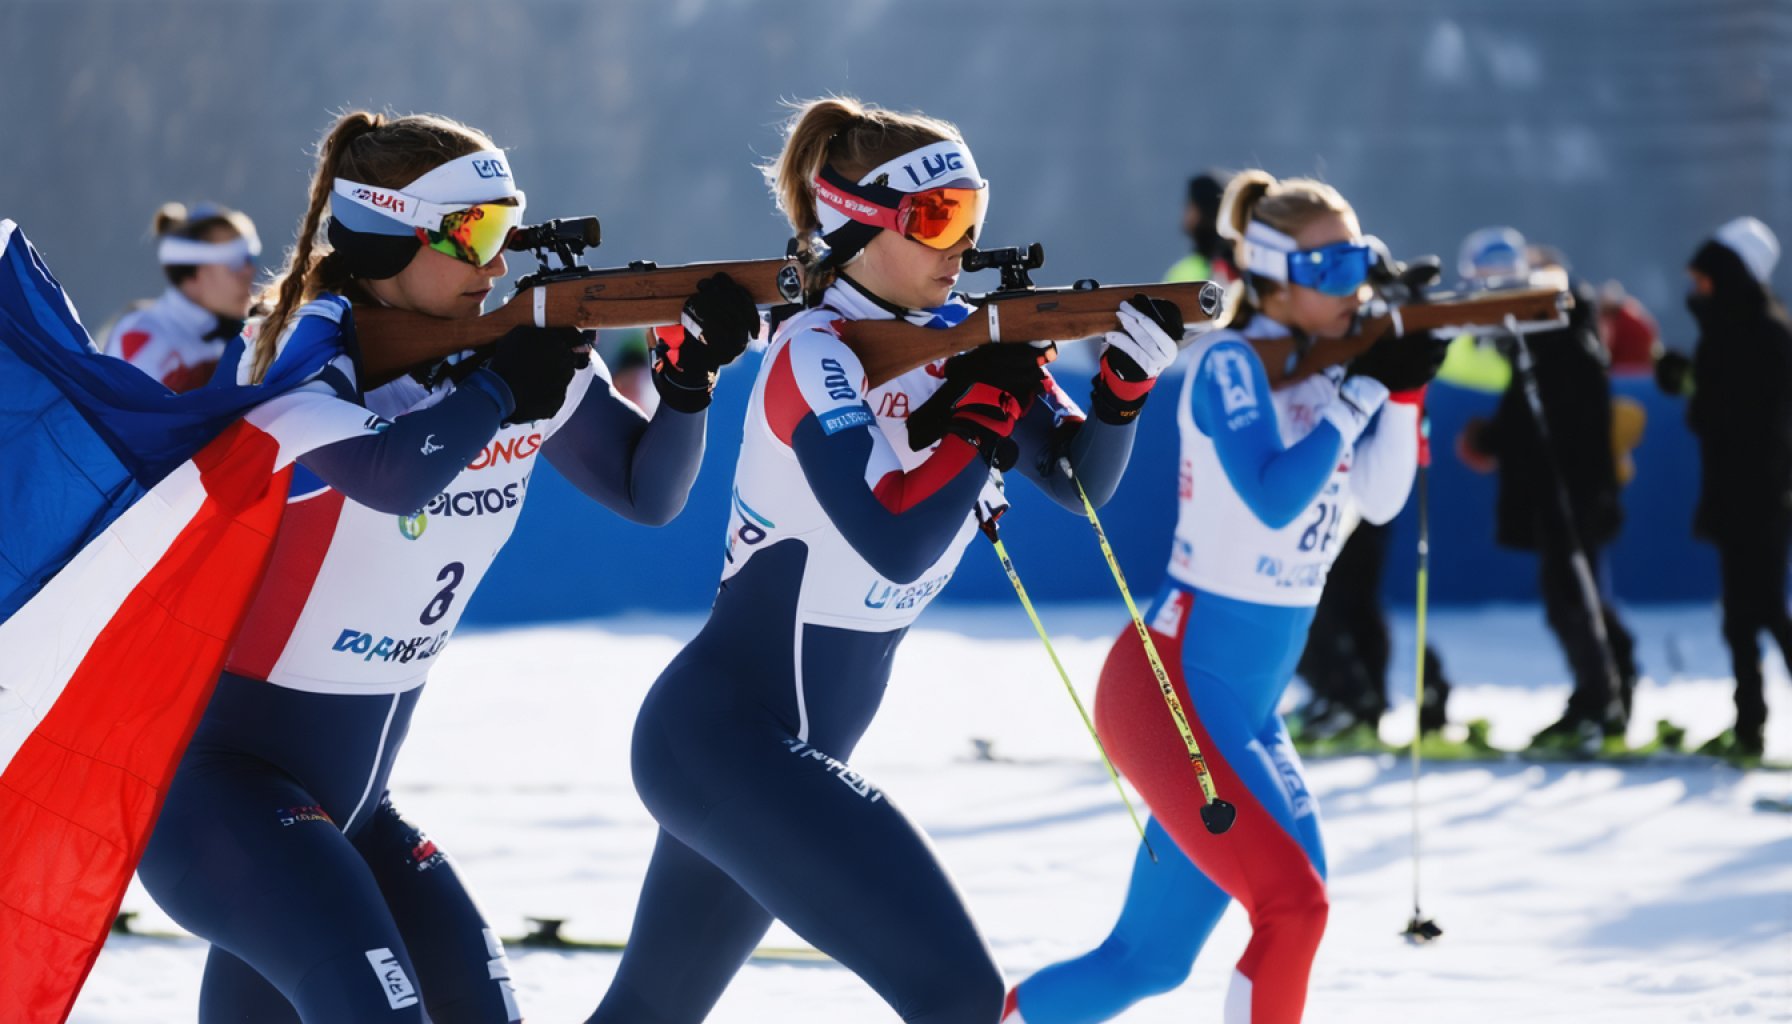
<box><xmin>151</xmin><ymin>201</ymin><xmax>256</xmax><ymax>285</ymax></box>
<box><xmin>249</xmin><ymin>110</ymin><xmax>495</xmax><ymax>382</ymax></box>
<box><xmin>1219</xmin><ymin>169</ymin><xmax>1360</xmax><ymax>306</ymax></box>
<box><xmin>760</xmin><ymin>96</ymin><xmax>963</xmax><ymax>302</ymax></box>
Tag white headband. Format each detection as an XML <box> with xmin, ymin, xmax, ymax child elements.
<box><xmin>814</xmin><ymin>139</ymin><xmax>984</xmax><ymax>236</ymax></box>
<box><xmin>157</xmin><ymin>233</ymin><xmax>260</xmax><ymax>267</ymax></box>
<box><xmin>403</xmin><ymin>149</ymin><xmax>520</xmax><ymax>204</ymax></box>
<box><xmin>1241</xmin><ymin>220</ymin><xmax>1298</xmax><ymax>282</ymax></box>
<box><xmin>331</xmin><ymin>149</ymin><xmax>524</xmax><ymax>236</ymax></box>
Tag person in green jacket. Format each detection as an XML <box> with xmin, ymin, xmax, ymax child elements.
<box><xmin>1163</xmin><ymin>171</ymin><xmax>1238</xmax><ymax>285</ymax></box>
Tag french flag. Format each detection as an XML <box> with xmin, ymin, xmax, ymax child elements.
<box><xmin>0</xmin><ymin>221</ymin><xmax>363</xmax><ymax>1022</ymax></box>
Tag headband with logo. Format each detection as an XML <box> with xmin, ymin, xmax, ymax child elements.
<box><xmin>810</xmin><ymin>139</ymin><xmax>983</xmax><ymax>269</ymax></box>
<box><xmin>329</xmin><ymin>149</ymin><xmax>523</xmax><ymax>237</ymax></box>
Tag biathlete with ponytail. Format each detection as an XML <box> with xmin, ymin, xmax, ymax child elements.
<box><xmin>1005</xmin><ymin>171</ymin><xmax>1442</xmax><ymax>1024</ymax></box>
<box><xmin>587</xmin><ymin>96</ymin><xmax>1184</xmax><ymax>1024</ymax></box>
<box><xmin>104</xmin><ymin>201</ymin><xmax>261</xmax><ymax>391</ymax></box>
<box><xmin>137</xmin><ymin>111</ymin><xmax>758</xmax><ymax>1024</ymax></box>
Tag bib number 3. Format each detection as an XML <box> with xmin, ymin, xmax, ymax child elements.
<box><xmin>421</xmin><ymin>562</ymin><xmax>466</xmax><ymax>625</ymax></box>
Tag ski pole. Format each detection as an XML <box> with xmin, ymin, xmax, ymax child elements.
<box><xmin>974</xmin><ymin>503</ymin><xmax>1157</xmax><ymax>858</ymax></box>
<box><xmin>1404</xmin><ymin>423</ymin><xmax>1442</xmax><ymax>943</ymax></box>
<box><xmin>1059</xmin><ymin>461</ymin><xmax>1237</xmax><ymax>835</ymax></box>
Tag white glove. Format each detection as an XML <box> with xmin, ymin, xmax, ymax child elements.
<box><xmin>1102</xmin><ymin>299</ymin><xmax>1181</xmax><ymax>380</ymax></box>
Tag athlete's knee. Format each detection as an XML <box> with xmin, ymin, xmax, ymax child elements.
<box><xmin>289</xmin><ymin>946</ymin><xmax>427</xmax><ymax>1023</ymax></box>
<box><xmin>1258</xmin><ymin>874</ymin><xmax>1329</xmax><ymax>955</ymax></box>
<box><xmin>901</xmin><ymin>955</ymin><xmax>1005</xmax><ymax>1024</ymax></box>
<box><xmin>1094</xmin><ymin>933</ymin><xmax>1194</xmax><ymax>998</ymax></box>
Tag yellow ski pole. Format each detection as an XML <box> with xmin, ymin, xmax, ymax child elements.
<box><xmin>1060</xmin><ymin>461</ymin><xmax>1236</xmax><ymax>835</ymax></box>
<box><xmin>974</xmin><ymin>503</ymin><xmax>1156</xmax><ymax>858</ymax></box>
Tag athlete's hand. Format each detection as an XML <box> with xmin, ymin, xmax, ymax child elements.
<box><xmin>944</xmin><ymin>382</ymin><xmax>1025</xmax><ymax>471</ymax></box>
<box><xmin>906</xmin><ymin>341</ymin><xmax>1054</xmax><ymax>453</ymax></box>
<box><xmin>483</xmin><ymin>325</ymin><xmax>590</xmax><ymax>425</ymax></box>
<box><xmin>653</xmin><ymin>273</ymin><xmax>761</xmax><ymax>413</ymax></box>
<box><xmin>1093</xmin><ymin>294</ymin><xmax>1182</xmax><ymax>424</ymax></box>
<box><xmin>1347</xmin><ymin>330</ymin><xmax>1446</xmax><ymax>393</ymax></box>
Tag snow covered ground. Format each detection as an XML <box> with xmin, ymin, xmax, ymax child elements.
<box><xmin>75</xmin><ymin>603</ymin><xmax>1792</xmax><ymax>1022</ymax></box>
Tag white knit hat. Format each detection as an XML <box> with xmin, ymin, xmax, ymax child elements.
<box><xmin>1713</xmin><ymin>216</ymin><xmax>1779</xmax><ymax>284</ymax></box>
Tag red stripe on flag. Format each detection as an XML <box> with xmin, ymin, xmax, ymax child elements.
<box><xmin>0</xmin><ymin>420</ymin><xmax>289</xmax><ymax>1024</ymax></box>
<box><xmin>226</xmin><ymin>488</ymin><xmax>347</xmax><ymax>681</ymax></box>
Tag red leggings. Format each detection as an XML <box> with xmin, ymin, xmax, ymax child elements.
<box><xmin>1093</xmin><ymin>590</ymin><xmax>1327</xmax><ymax>1024</ymax></box>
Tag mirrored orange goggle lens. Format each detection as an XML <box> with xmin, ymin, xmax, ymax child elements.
<box><xmin>900</xmin><ymin>187</ymin><xmax>988</xmax><ymax>250</ymax></box>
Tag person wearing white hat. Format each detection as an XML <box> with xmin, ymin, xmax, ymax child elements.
<box><xmin>102</xmin><ymin>201</ymin><xmax>261</xmax><ymax>391</ymax></box>
<box><xmin>1656</xmin><ymin>216</ymin><xmax>1792</xmax><ymax>759</ymax></box>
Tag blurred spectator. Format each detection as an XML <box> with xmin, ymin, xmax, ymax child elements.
<box><xmin>1655</xmin><ymin>216</ymin><xmax>1790</xmax><ymax>759</ymax></box>
<box><xmin>103</xmin><ymin>201</ymin><xmax>259</xmax><ymax>391</ymax></box>
<box><xmin>1455</xmin><ymin>229</ymin><xmax>1638</xmax><ymax>752</ymax></box>
<box><xmin>1596</xmin><ymin>279</ymin><xmax>1659</xmax><ymax>375</ymax></box>
<box><xmin>1294</xmin><ymin>515</ymin><xmax>1456</xmax><ymax>746</ymax></box>
<box><xmin>1162</xmin><ymin>170</ymin><xmax>1237</xmax><ymax>285</ymax></box>
<box><xmin>597</xmin><ymin>327</ymin><xmax>659</xmax><ymax>412</ymax></box>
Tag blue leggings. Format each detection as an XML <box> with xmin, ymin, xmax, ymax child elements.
<box><xmin>589</xmin><ymin>541</ymin><xmax>1004</xmax><ymax>1024</ymax></box>
<box><xmin>1015</xmin><ymin>585</ymin><xmax>1325</xmax><ymax>1024</ymax></box>
<box><xmin>138</xmin><ymin>674</ymin><xmax>518</xmax><ymax>1023</ymax></box>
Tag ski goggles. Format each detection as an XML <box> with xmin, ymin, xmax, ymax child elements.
<box><xmin>815</xmin><ymin>165</ymin><xmax>988</xmax><ymax>250</ymax></box>
<box><xmin>331</xmin><ymin>179</ymin><xmax>527</xmax><ymax>268</ymax></box>
<box><xmin>1285</xmin><ymin>241</ymin><xmax>1373</xmax><ymax>297</ymax></box>
<box><xmin>1243</xmin><ymin>220</ymin><xmax>1372</xmax><ymax>297</ymax></box>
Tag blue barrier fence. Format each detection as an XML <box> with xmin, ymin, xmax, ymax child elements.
<box><xmin>461</xmin><ymin>354</ymin><xmax>1715</xmax><ymax>627</ymax></box>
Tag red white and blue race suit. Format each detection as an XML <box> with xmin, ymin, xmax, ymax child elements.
<box><xmin>138</xmin><ymin>296</ymin><xmax>710</xmax><ymax>1024</ymax></box>
<box><xmin>590</xmin><ymin>277</ymin><xmax>1145</xmax><ymax>1024</ymax></box>
<box><xmin>1010</xmin><ymin>314</ymin><xmax>1418</xmax><ymax>1024</ymax></box>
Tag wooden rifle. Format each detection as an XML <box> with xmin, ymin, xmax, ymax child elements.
<box><xmin>833</xmin><ymin>243</ymin><xmax>1224</xmax><ymax>388</ymax></box>
<box><xmin>352</xmin><ymin>217</ymin><xmax>804</xmax><ymax>387</ymax></box>
<box><xmin>1252</xmin><ymin>283</ymin><xmax>1572</xmax><ymax>388</ymax></box>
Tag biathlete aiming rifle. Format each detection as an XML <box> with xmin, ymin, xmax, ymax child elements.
<box><xmin>833</xmin><ymin>242</ymin><xmax>1225</xmax><ymax>387</ymax></box>
<box><xmin>1251</xmin><ymin>277</ymin><xmax>1571</xmax><ymax>388</ymax></box>
<box><xmin>352</xmin><ymin>216</ymin><xmax>806</xmax><ymax>387</ymax></box>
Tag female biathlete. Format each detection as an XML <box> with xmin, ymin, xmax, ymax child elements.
<box><xmin>586</xmin><ymin>96</ymin><xmax>1183</xmax><ymax>1024</ymax></box>
<box><xmin>137</xmin><ymin>111</ymin><xmax>758</xmax><ymax>1023</ymax></box>
<box><xmin>104</xmin><ymin>201</ymin><xmax>261</xmax><ymax>391</ymax></box>
<box><xmin>1005</xmin><ymin>171</ymin><xmax>1441</xmax><ymax>1024</ymax></box>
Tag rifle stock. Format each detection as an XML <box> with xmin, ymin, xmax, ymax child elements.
<box><xmin>353</xmin><ymin>257</ymin><xmax>800</xmax><ymax>386</ymax></box>
<box><xmin>1253</xmin><ymin>285</ymin><xmax>1571</xmax><ymax>387</ymax></box>
<box><xmin>838</xmin><ymin>279</ymin><xmax>1224</xmax><ymax>388</ymax></box>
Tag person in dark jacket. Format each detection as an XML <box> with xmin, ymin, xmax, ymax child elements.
<box><xmin>1293</xmin><ymin>518</ymin><xmax>1455</xmax><ymax>745</ymax></box>
<box><xmin>1457</xmin><ymin>231</ymin><xmax>1637</xmax><ymax>751</ymax></box>
<box><xmin>1656</xmin><ymin>216</ymin><xmax>1790</xmax><ymax>758</ymax></box>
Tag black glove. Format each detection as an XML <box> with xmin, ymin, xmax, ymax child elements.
<box><xmin>653</xmin><ymin>273</ymin><xmax>760</xmax><ymax>413</ymax></box>
<box><xmin>906</xmin><ymin>341</ymin><xmax>1055</xmax><ymax>452</ymax></box>
<box><xmin>1346</xmin><ymin>330</ymin><xmax>1447</xmax><ymax>392</ymax></box>
<box><xmin>1654</xmin><ymin>350</ymin><xmax>1692</xmax><ymax>396</ymax></box>
<box><xmin>484</xmin><ymin>325</ymin><xmax>590</xmax><ymax>425</ymax></box>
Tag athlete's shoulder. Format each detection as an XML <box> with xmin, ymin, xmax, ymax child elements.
<box><xmin>763</xmin><ymin>310</ymin><xmax>874</xmax><ymax>445</ymax></box>
<box><xmin>1188</xmin><ymin>329</ymin><xmax>1267</xmax><ymax>433</ymax></box>
<box><xmin>105</xmin><ymin>303</ymin><xmax>163</xmax><ymax>362</ymax></box>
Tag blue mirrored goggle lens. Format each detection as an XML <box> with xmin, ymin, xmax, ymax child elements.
<box><xmin>1288</xmin><ymin>243</ymin><xmax>1371</xmax><ymax>297</ymax></box>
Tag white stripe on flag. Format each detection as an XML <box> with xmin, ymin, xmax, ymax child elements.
<box><xmin>0</xmin><ymin>462</ymin><xmax>207</xmax><ymax>772</ymax></box>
